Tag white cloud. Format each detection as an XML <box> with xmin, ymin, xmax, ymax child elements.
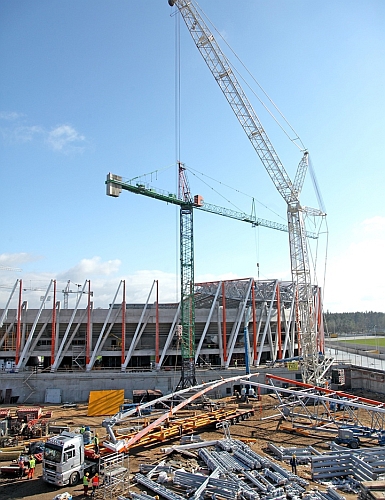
<box><xmin>13</xmin><ymin>125</ymin><xmax>44</xmax><ymax>143</ymax></box>
<box><xmin>0</xmin><ymin>252</ymin><xmax>41</xmax><ymax>267</ymax></box>
<box><xmin>59</xmin><ymin>257</ymin><xmax>121</xmax><ymax>281</ymax></box>
<box><xmin>0</xmin><ymin>112</ymin><xmax>86</xmax><ymax>153</ymax></box>
<box><xmin>47</xmin><ymin>124</ymin><xmax>86</xmax><ymax>152</ymax></box>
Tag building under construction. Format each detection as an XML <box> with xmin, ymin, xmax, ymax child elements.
<box><xmin>0</xmin><ymin>277</ymin><xmax>324</xmax><ymax>372</ymax></box>
<box><xmin>0</xmin><ymin>277</ymin><xmax>324</xmax><ymax>403</ymax></box>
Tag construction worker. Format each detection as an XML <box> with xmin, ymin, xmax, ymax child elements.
<box><xmin>83</xmin><ymin>472</ymin><xmax>90</xmax><ymax>496</ymax></box>
<box><xmin>91</xmin><ymin>473</ymin><xmax>99</xmax><ymax>496</ymax></box>
<box><xmin>18</xmin><ymin>456</ymin><xmax>25</xmax><ymax>478</ymax></box>
<box><xmin>93</xmin><ymin>433</ymin><xmax>100</xmax><ymax>455</ymax></box>
<box><xmin>27</xmin><ymin>455</ymin><xmax>36</xmax><ymax>479</ymax></box>
<box><xmin>290</xmin><ymin>454</ymin><xmax>298</xmax><ymax>475</ymax></box>
<box><xmin>80</xmin><ymin>425</ymin><xmax>86</xmax><ymax>434</ymax></box>
<box><xmin>83</xmin><ymin>427</ymin><xmax>92</xmax><ymax>445</ymax></box>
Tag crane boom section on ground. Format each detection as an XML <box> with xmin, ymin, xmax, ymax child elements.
<box><xmin>168</xmin><ymin>0</ymin><xmax>327</xmax><ymax>385</ymax></box>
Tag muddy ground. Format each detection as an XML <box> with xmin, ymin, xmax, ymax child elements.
<box><xmin>0</xmin><ymin>395</ymin><xmax>366</xmax><ymax>500</ymax></box>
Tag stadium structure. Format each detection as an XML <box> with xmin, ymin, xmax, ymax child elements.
<box><xmin>0</xmin><ymin>277</ymin><xmax>324</xmax><ymax>404</ymax></box>
<box><xmin>0</xmin><ymin>277</ymin><xmax>325</xmax><ymax>372</ymax></box>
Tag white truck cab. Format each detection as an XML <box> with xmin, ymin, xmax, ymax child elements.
<box><xmin>43</xmin><ymin>431</ymin><xmax>97</xmax><ymax>486</ymax></box>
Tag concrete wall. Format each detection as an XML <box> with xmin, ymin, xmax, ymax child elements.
<box><xmin>350</xmin><ymin>366</ymin><xmax>385</xmax><ymax>395</ymax></box>
<box><xmin>0</xmin><ymin>366</ymin><xmax>300</xmax><ymax>405</ymax></box>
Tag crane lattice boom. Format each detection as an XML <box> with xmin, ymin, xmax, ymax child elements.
<box><xmin>169</xmin><ymin>0</ymin><xmax>328</xmax><ymax>384</ymax></box>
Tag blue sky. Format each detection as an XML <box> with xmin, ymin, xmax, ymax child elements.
<box><xmin>0</xmin><ymin>0</ymin><xmax>384</xmax><ymax>313</ymax></box>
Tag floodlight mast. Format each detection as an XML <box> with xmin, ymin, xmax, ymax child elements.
<box><xmin>168</xmin><ymin>0</ymin><xmax>328</xmax><ymax>385</ymax></box>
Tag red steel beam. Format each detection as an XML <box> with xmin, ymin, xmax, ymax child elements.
<box><xmin>266</xmin><ymin>373</ymin><xmax>385</xmax><ymax>407</ymax></box>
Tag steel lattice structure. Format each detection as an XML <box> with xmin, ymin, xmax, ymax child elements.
<box><xmin>168</xmin><ymin>0</ymin><xmax>328</xmax><ymax>384</ymax></box>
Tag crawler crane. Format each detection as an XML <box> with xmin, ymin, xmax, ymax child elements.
<box><xmin>168</xmin><ymin>0</ymin><xmax>331</xmax><ymax>385</ymax></box>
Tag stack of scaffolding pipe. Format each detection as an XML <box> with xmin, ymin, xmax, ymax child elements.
<box><xmin>173</xmin><ymin>470</ymin><xmax>206</xmax><ymax>489</ymax></box>
<box><xmin>227</xmin><ymin>471</ymin><xmax>261</xmax><ymax>500</ymax></box>
<box><xmin>284</xmin><ymin>483</ymin><xmax>306</xmax><ymax>499</ymax></box>
<box><xmin>211</xmin><ymin>450</ymin><xmax>246</xmax><ymax>472</ymax></box>
<box><xmin>266</xmin><ymin>457</ymin><xmax>309</xmax><ymax>487</ymax></box>
<box><xmin>327</xmin><ymin>445</ymin><xmax>385</xmax><ymax>476</ymax></box>
<box><xmin>189</xmin><ymin>467</ymin><xmax>221</xmax><ymax>500</ymax></box>
<box><xmin>263</xmin><ymin>486</ymin><xmax>286</xmax><ymax>500</ymax></box>
<box><xmin>198</xmin><ymin>448</ymin><xmax>224</xmax><ymax>472</ymax></box>
<box><xmin>312</xmin><ymin>452</ymin><xmax>379</xmax><ymax>482</ymax></box>
<box><xmin>253</xmin><ymin>470</ymin><xmax>275</xmax><ymax>489</ymax></box>
<box><xmin>311</xmin><ymin>454</ymin><xmax>353</xmax><ymax>480</ymax></box>
<box><xmin>282</xmin><ymin>480</ymin><xmax>307</xmax><ymax>496</ymax></box>
<box><xmin>239</xmin><ymin>446</ymin><xmax>271</xmax><ymax>468</ymax></box>
<box><xmin>329</xmin><ymin>443</ymin><xmax>385</xmax><ymax>459</ymax></box>
<box><xmin>242</xmin><ymin>470</ymin><xmax>269</xmax><ymax>493</ymax></box>
<box><xmin>217</xmin><ymin>438</ymin><xmax>243</xmax><ymax>452</ymax></box>
<box><xmin>205</xmin><ymin>477</ymin><xmax>242</xmax><ymax>499</ymax></box>
<box><xmin>139</xmin><ymin>464</ymin><xmax>174</xmax><ymax>474</ymax></box>
<box><xmin>234</xmin><ymin>448</ymin><xmax>262</xmax><ymax>469</ymax></box>
<box><xmin>263</xmin><ymin>468</ymin><xmax>287</xmax><ymax>486</ymax></box>
<box><xmin>135</xmin><ymin>473</ymin><xmax>185</xmax><ymax>500</ymax></box>
<box><xmin>241</xmin><ymin>488</ymin><xmax>262</xmax><ymax>500</ymax></box>
<box><xmin>351</xmin><ymin>455</ymin><xmax>378</xmax><ymax>481</ymax></box>
<box><xmin>302</xmin><ymin>489</ymin><xmax>347</xmax><ymax>500</ymax></box>
<box><xmin>174</xmin><ymin>469</ymin><xmax>241</xmax><ymax>500</ymax></box>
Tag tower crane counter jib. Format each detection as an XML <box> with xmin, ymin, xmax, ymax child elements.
<box><xmin>168</xmin><ymin>0</ymin><xmax>330</xmax><ymax>385</ymax></box>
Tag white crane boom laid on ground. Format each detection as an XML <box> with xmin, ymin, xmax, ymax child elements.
<box><xmin>168</xmin><ymin>0</ymin><xmax>331</xmax><ymax>385</ymax></box>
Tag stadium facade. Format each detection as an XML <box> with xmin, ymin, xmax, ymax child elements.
<box><xmin>0</xmin><ymin>278</ymin><xmax>324</xmax><ymax>403</ymax></box>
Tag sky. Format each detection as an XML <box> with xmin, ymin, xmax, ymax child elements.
<box><xmin>0</xmin><ymin>0</ymin><xmax>384</xmax><ymax>314</ymax></box>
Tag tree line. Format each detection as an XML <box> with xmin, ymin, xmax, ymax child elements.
<box><xmin>324</xmin><ymin>311</ymin><xmax>385</xmax><ymax>335</ymax></box>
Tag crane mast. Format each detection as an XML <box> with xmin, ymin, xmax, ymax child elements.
<box><xmin>178</xmin><ymin>163</ymin><xmax>197</xmax><ymax>388</ymax></box>
<box><xmin>168</xmin><ymin>0</ymin><xmax>328</xmax><ymax>384</ymax></box>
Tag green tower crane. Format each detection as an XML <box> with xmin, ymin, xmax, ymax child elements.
<box><xmin>106</xmin><ymin>165</ymin><xmax>317</xmax><ymax>389</ymax></box>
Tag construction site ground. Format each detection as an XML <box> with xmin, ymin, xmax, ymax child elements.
<box><xmin>2</xmin><ymin>392</ymin><xmax>382</xmax><ymax>500</ymax></box>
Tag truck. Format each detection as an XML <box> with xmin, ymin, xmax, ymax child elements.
<box><xmin>42</xmin><ymin>431</ymin><xmax>98</xmax><ymax>486</ymax></box>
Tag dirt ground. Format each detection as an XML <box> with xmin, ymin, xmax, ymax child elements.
<box><xmin>0</xmin><ymin>396</ymin><xmax>362</xmax><ymax>500</ymax></box>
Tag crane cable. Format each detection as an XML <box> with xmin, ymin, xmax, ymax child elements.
<box><xmin>186</xmin><ymin>165</ymin><xmax>286</xmax><ymax>223</ymax></box>
<box><xmin>195</xmin><ymin>1</ymin><xmax>306</xmax><ymax>152</ymax></box>
<box><xmin>174</xmin><ymin>10</ymin><xmax>181</xmax><ymax>304</ymax></box>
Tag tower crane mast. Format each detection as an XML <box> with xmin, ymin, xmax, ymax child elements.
<box><xmin>168</xmin><ymin>0</ymin><xmax>329</xmax><ymax>385</ymax></box>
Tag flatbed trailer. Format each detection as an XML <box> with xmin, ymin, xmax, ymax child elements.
<box><xmin>96</xmin><ymin>406</ymin><xmax>254</xmax><ymax>454</ymax></box>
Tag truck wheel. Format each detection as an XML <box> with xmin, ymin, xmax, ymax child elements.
<box><xmin>350</xmin><ymin>441</ymin><xmax>359</xmax><ymax>449</ymax></box>
<box><xmin>69</xmin><ymin>471</ymin><xmax>79</xmax><ymax>486</ymax></box>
